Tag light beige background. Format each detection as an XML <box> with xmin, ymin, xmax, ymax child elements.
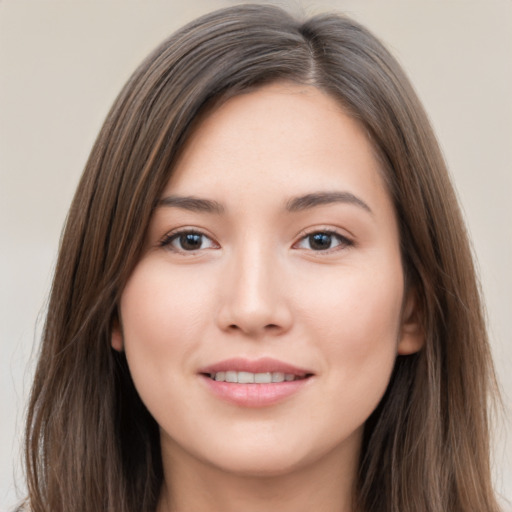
<box><xmin>1</xmin><ymin>0</ymin><xmax>511</xmax><ymax>509</ymax></box>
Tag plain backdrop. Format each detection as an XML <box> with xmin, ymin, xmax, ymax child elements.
<box><xmin>1</xmin><ymin>0</ymin><xmax>511</xmax><ymax>509</ymax></box>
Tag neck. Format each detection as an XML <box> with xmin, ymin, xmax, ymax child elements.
<box><xmin>156</xmin><ymin>432</ymin><xmax>360</xmax><ymax>512</ymax></box>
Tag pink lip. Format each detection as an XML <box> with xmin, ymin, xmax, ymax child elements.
<box><xmin>199</xmin><ymin>357</ymin><xmax>312</xmax><ymax>376</ymax></box>
<box><xmin>198</xmin><ymin>357</ymin><xmax>314</xmax><ymax>408</ymax></box>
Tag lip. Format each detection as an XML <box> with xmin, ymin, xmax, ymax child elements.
<box><xmin>199</xmin><ymin>357</ymin><xmax>312</xmax><ymax>377</ymax></box>
<box><xmin>198</xmin><ymin>357</ymin><xmax>314</xmax><ymax>408</ymax></box>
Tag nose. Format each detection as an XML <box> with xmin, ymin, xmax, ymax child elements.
<box><xmin>216</xmin><ymin>243</ymin><xmax>293</xmax><ymax>338</ymax></box>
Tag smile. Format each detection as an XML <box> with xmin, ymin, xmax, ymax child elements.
<box><xmin>208</xmin><ymin>371</ymin><xmax>304</xmax><ymax>383</ymax></box>
<box><xmin>199</xmin><ymin>358</ymin><xmax>314</xmax><ymax>407</ymax></box>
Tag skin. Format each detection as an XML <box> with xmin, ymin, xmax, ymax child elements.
<box><xmin>112</xmin><ymin>82</ymin><xmax>423</xmax><ymax>512</ymax></box>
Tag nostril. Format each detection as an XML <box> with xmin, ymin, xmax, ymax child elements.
<box><xmin>226</xmin><ymin>323</ymin><xmax>281</xmax><ymax>333</ymax></box>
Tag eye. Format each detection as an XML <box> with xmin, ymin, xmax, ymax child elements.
<box><xmin>295</xmin><ymin>231</ymin><xmax>352</xmax><ymax>251</ymax></box>
<box><xmin>160</xmin><ymin>230</ymin><xmax>217</xmax><ymax>252</ymax></box>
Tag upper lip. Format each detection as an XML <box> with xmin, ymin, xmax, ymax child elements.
<box><xmin>199</xmin><ymin>357</ymin><xmax>313</xmax><ymax>377</ymax></box>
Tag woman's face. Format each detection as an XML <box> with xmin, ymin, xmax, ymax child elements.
<box><xmin>113</xmin><ymin>83</ymin><xmax>422</xmax><ymax>478</ymax></box>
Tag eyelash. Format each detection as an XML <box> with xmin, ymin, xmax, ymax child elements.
<box><xmin>159</xmin><ymin>228</ymin><xmax>354</xmax><ymax>254</ymax></box>
<box><xmin>293</xmin><ymin>229</ymin><xmax>354</xmax><ymax>253</ymax></box>
<box><xmin>159</xmin><ymin>229</ymin><xmax>218</xmax><ymax>253</ymax></box>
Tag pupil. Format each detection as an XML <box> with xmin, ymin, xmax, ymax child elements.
<box><xmin>310</xmin><ymin>233</ymin><xmax>331</xmax><ymax>250</ymax></box>
<box><xmin>181</xmin><ymin>233</ymin><xmax>202</xmax><ymax>250</ymax></box>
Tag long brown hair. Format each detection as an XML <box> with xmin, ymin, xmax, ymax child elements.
<box><xmin>23</xmin><ymin>4</ymin><xmax>500</xmax><ymax>511</ymax></box>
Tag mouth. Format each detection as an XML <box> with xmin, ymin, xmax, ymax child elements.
<box><xmin>198</xmin><ymin>357</ymin><xmax>314</xmax><ymax>383</ymax></box>
<box><xmin>198</xmin><ymin>357</ymin><xmax>314</xmax><ymax>407</ymax></box>
<box><xmin>203</xmin><ymin>371</ymin><xmax>311</xmax><ymax>383</ymax></box>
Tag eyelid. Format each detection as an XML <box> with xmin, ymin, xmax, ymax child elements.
<box><xmin>158</xmin><ymin>227</ymin><xmax>220</xmax><ymax>253</ymax></box>
<box><xmin>292</xmin><ymin>226</ymin><xmax>354</xmax><ymax>252</ymax></box>
<box><xmin>156</xmin><ymin>225</ymin><xmax>354</xmax><ymax>254</ymax></box>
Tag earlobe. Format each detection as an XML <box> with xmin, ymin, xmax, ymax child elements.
<box><xmin>397</xmin><ymin>290</ymin><xmax>424</xmax><ymax>355</ymax></box>
<box><xmin>111</xmin><ymin>317</ymin><xmax>124</xmax><ymax>352</ymax></box>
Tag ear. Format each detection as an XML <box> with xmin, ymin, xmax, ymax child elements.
<box><xmin>111</xmin><ymin>316</ymin><xmax>124</xmax><ymax>352</ymax></box>
<box><xmin>397</xmin><ymin>289</ymin><xmax>424</xmax><ymax>355</ymax></box>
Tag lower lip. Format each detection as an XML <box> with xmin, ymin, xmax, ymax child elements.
<box><xmin>200</xmin><ymin>375</ymin><xmax>311</xmax><ymax>407</ymax></box>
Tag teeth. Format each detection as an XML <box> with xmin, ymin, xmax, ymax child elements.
<box><xmin>210</xmin><ymin>371</ymin><xmax>300</xmax><ymax>383</ymax></box>
<box><xmin>238</xmin><ymin>371</ymin><xmax>254</xmax><ymax>383</ymax></box>
<box><xmin>255</xmin><ymin>372</ymin><xmax>272</xmax><ymax>383</ymax></box>
<box><xmin>271</xmin><ymin>372</ymin><xmax>285</xmax><ymax>382</ymax></box>
<box><xmin>225</xmin><ymin>371</ymin><xmax>237</xmax><ymax>383</ymax></box>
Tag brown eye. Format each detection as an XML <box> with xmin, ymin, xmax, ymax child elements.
<box><xmin>308</xmin><ymin>233</ymin><xmax>333</xmax><ymax>250</ymax></box>
<box><xmin>296</xmin><ymin>231</ymin><xmax>352</xmax><ymax>251</ymax></box>
<box><xmin>160</xmin><ymin>231</ymin><xmax>217</xmax><ymax>252</ymax></box>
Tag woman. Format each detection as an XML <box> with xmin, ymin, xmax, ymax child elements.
<box><xmin>23</xmin><ymin>4</ymin><xmax>501</xmax><ymax>511</ymax></box>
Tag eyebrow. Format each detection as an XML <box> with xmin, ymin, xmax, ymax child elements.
<box><xmin>156</xmin><ymin>191</ymin><xmax>372</xmax><ymax>216</ymax></box>
<box><xmin>286</xmin><ymin>191</ymin><xmax>373</xmax><ymax>214</ymax></box>
<box><xmin>157</xmin><ymin>195</ymin><xmax>225</xmax><ymax>214</ymax></box>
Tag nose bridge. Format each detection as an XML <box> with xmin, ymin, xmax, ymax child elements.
<box><xmin>217</xmin><ymin>235</ymin><xmax>291</xmax><ymax>335</ymax></box>
<box><xmin>236</xmin><ymin>240</ymin><xmax>275</xmax><ymax>308</ymax></box>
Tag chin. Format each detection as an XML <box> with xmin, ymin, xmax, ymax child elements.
<box><xmin>205</xmin><ymin>449</ymin><xmax>310</xmax><ymax>478</ymax></box>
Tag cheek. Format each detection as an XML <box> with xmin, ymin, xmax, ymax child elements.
<box><xmin>121</xmin><ymin>259</ymin><xmax>212</xmax><ymax>339</ymax></box>
<box><xmin>300</xmin><ymin>271</ymin><xmax>403</xmax><ymax>443</ymax></box>
<box><xmin>118</xmin><ymin>260</ymin><xmax>214</xmax><ymax>393</ymax></box>
<box><xmin>298</xmin><ymin>262</ymin><xmax>403</xmax><ymax>382</ymax></box>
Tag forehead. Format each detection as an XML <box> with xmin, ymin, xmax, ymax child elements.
<box><xmin>165</xmin><ymin>82</ymin><xmax>387</xmax><ymax>208</ymax></box>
